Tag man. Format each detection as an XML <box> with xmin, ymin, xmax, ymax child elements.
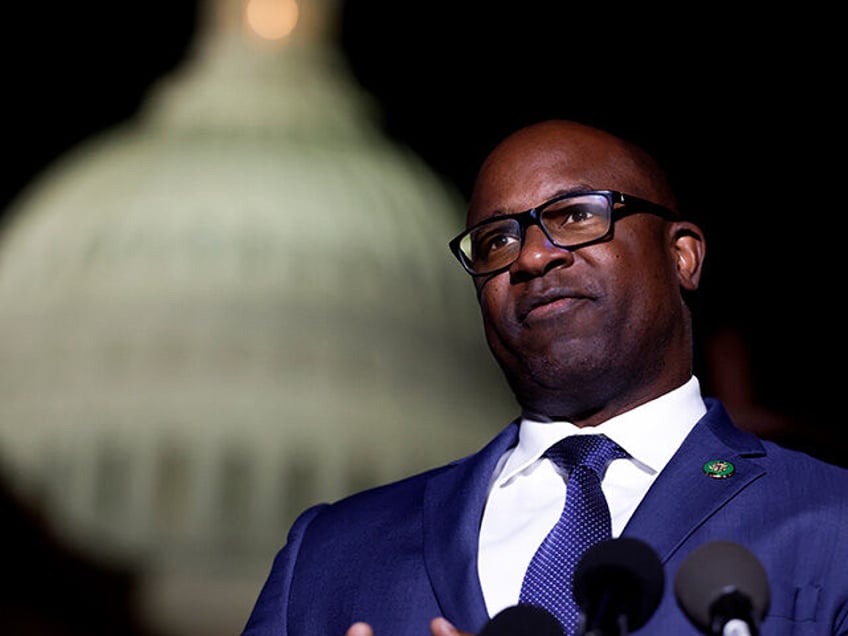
<box><xmin>243</xmin><ymin>120</ymin><xmax>848</xmax><ymax>635</ymax></box>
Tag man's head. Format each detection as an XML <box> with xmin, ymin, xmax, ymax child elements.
<box><xmin>457</xmin><ymin>120</ymin><xmax>706</xmax><ymax>425</ymax></box>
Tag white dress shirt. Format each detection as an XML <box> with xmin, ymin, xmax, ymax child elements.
<box><xmin>477</xmin><ymin>376</ymin><xmax>707</xmax><ymax>616</ymax></box>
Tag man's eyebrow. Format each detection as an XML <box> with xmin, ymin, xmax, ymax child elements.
<box><xmin>468</xmin><ymin>183</ymin><xmax>602</xmax><ymax>224</ymax></box>
<box><xmin>524</xmin><ymin>183</ymin><xmax>600</xmax><ymax>206</ymax></box>
<box><xmin>549</xmin><ymin>183</ymin><xmax>596</xmax><ymax>197</ymax></box>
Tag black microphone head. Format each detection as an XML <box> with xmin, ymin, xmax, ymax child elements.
<box><xmin>479</xmin><ymin>604</ymin><xmax>564</xmax><ymax>636</ymax></box>
<box><xmin>674</xmin><ymin>540</ymin><xmax>770</xmax><ymax>632</ymax></box>
<box><xmin>573</xmin><ymin>536</ymin><xmax>665</xmax><ymax>633</ymax></box>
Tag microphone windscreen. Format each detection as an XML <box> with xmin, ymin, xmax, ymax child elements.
<box><xmin>478</xmin><ymin>604</ymin><xmax>564</xmax><ymax>636</ymax></box>
<box><xmin>573</xmin><ymin>536</ymin><xmax>665</xmax><ymax>631</ymax></box>
<box><xmin>673</xmin><ymin>540</ymin><xmax>770</xmax><ymax>630</ymax></box>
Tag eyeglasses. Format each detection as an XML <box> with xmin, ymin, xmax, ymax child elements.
<box><xmin>448</xmin><ymin>189</ymin><xmax>679</xmax><ymax>276</ymax></box>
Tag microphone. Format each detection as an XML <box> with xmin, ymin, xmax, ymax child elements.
<box><xmin>572</xmin><ymin>537</ymin><xmax>665</xmax><ymax>635</ymax></box>
<box><xmin>674</xmin><ymin>540</ymin><xmax>770</xmax><ymax>636</ymax></box>
<box><xmin>478</xmin><ymin>604</ymin><xmax>564</xmax><ymax>636</ymax></box>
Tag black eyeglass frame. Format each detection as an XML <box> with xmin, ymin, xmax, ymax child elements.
<box><xmin>448</xmin><ymin>189</ymin><xmax>680</xmax><ymax>276</ymax></box>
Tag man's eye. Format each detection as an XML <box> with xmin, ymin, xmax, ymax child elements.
<box><xmin>567</xmin><ymin>207</ymin><xmax>595</xmax><ymax>223</ymax></box>
<box><xmin>475</xmin><ymin>228</ymin><xmax>519</xmax><ymax>257</ymax></box>
<box><xmin>548</xmin><ymin>204</ymin><xmax>596</xmax><ymax>228</ymax></box>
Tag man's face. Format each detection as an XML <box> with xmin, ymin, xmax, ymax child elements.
<box><xmin>467</xmin><ymin>123</ymin><xmax>693</xmax><ymax>422</ymax></box>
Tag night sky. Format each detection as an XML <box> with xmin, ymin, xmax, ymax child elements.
<box><xmin>1</xmin><ymin>1</ymin><xmax>843</xmax><ymax>461</ymax></box>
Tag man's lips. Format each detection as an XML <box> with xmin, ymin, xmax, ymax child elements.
<box><xmin>516</xmin><ymin>287</ymin><xmax>591</xmax><ymax>322</ymax></box>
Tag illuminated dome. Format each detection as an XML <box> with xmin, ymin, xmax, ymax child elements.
<box><xmin>0</xmin><ymin>1</ymin><xmax>515</xmax><ymax>633</ymax></box>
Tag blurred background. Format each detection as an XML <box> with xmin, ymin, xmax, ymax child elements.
<box><xmin>0</xmin><ymin>1</ymin><xmax>843</xmax><ymax>634</ymax></box>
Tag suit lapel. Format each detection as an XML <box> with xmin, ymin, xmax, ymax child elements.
<box><xmin>423</xmin><ymin>422</ymin><xmax>520</xmax><ymax>632</ymax></box>
<box><xmin>623</xmin><ymin>399</ymin><xmax>767</xmax><ymax>562</ymax></box>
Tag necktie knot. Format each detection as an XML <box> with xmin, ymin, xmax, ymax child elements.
<box><xmin>546</xmin><ymin>434</ymin><xmax>628</xmax><ymax>478</ymax></box>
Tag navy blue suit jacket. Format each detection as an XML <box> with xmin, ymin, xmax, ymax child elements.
<box><xmin>243</xmin><ymin>399</ymin><xmax>848</xmax><ymax>634</ymax></box>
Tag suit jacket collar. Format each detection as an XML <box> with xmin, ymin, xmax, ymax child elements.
<box><xmin>423</xmin><ymin>420</ymin><xmax>520</xmax><ymax>632</ymax></box>
<box><xmin>623</xmin><ymin>398</ymin><xmax>767</xmax><ymax>562</ymax></box>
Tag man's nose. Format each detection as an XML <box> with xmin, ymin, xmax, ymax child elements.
<box><xmin>510</xmin><ymin>225</ymin><xmax>573</xmax><ymax>277</ymax></box>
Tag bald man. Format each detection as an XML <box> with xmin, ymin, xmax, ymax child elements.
<box><xmin>243</xmin><ymin>120</ymin><xmax>848</xmax><ymax>635</ymax></box>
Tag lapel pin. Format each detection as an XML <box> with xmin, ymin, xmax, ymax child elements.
<box><xmin>703</xmin><ymin>459</ymin><xmax>735</xmax><ymax>479</ymax></box>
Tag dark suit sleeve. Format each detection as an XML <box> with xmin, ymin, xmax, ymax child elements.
<box><xmin>241</xmin><ymin>504</ymin><xmax>328</xmax><ymax>635</ymax></box>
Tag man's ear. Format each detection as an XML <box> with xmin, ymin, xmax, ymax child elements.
<box><xmin>669</xmin><ymin>221</ymin><xmax>706</xmax><ymax>291</ymax></box>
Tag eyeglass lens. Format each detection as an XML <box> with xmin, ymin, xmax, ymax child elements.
<box><xmin>460</xmin><ymin>192</ymin><xmax>612</xmax><ymax>273</ymax></box>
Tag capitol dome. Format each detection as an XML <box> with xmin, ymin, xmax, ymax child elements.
<box><xmin>0</xmin><ymin>1</ymin><xmax>515</xmax><ymax>633</ymax></box>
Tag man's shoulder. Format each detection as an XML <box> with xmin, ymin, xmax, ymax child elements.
<box><xmin>283</xmin><ymin>420</ymin><xmax>521</xmax><ymax>554</ymax></box>
<box><xmin>300</xmin><ymin>452</ymin><xmax>472</xmax><ymax>531</ymax></box>
<box><xmin>758</xmin><ymin>436</ymin><xmax>848</xmax><ymax>478</ymax></box>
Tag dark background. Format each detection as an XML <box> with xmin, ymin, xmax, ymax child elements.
<box><xmin>1</xmin><ymin>2</ymin><xmax>843</xmax><ymax>463</ymax></box>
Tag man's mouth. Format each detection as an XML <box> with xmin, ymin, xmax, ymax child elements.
<box><xmin>517</xmin><ymin>288</ymin><xmax>588</xmax><ymax>322</ymax></box>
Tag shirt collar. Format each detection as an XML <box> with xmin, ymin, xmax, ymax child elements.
<box><xmin>495</xmin><ymin>376</ymin><xmax>707</xmax><ymax>487</ymax></box>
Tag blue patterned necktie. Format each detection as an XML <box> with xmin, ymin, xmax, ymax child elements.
<box><xmin>519</xmin><ymin>434</ymin><xmax>628</xmax><ymax>635</ymax></box>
